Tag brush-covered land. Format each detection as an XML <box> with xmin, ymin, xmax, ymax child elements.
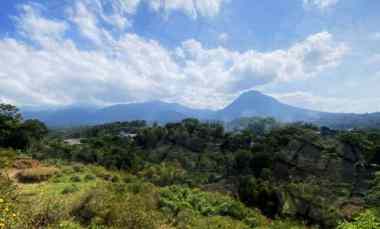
<box><xmin>1</xmin><ymin>103</ymin><xmax>380</xmax><ymax>229</ymax></box>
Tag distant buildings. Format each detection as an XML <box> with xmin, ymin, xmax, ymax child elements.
<box><xmin>63</xmin><ymin>138</ymin><xmax>82</xmax><ymax>145</ymax></box>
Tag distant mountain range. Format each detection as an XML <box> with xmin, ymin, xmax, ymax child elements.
<box><xmin>22</xmin><ymin>90</ymin><xmax>380</xmax><ymax>129</ymax></box>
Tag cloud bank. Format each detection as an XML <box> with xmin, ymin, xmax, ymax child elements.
<box><xmin>0</xmin><ymin>2</ymin><xmax>348</xmax><ymax>109</ymax></box>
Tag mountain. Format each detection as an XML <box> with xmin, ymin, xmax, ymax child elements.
<box><xmin>93</xmin><ymin>101</ymin><xmax>213</xmax><ymax>124</ymax></box>
<box><xmin>21</xmin><ymin>90</ymin><xmax>380</xmax><ymax>129</ymax></box>
<box><xmin>215</xmin><ymin>90</ymin><xmax>324</xmax><ymax>122</ymax></box>
<box><xmin>23</xmin><ymin>107</ymin><xmax>98</xmax><ymax>127</ymax></box>
<box><xmin>23</xmin><ymin>101</ymin><xmax>214</xmax><ymax>127</ymax></box>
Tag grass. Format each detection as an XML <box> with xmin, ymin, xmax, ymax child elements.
<box><xmin>18</xmin><ymin>165</ymin><xmax>101</xmax><ymax>202</ymax></box>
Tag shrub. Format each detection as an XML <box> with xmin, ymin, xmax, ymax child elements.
<box><xmin>0</xmin><ymin>196</ymin><xmax>21</xmax><ymax>229</ymax></box>
<box><xmin>139</xmin><ymin>162</ymin><xmax>187</xmax><ymax>186</ymax></box>
<box><xmin>57</xmin><ymin>220</ymin><xmax>84</xmax><ymax>229</ymax></box>
<box><xmin>96</xmin><ymin>172</ymin><xmax>113</xmax><ymax>181</ymax></box>
<box><xmin>16</xmin><ymin>167</ymin><xmax>59</xmax><ymax>183</ymax></box>
<box><xmin>366</xmin><ymin>171</ymin><xmax>380</xmax><ymax>206</ymax></box>
<box><xmin>70</xmin><ymin>175</ymin><xmax>82</xmax><ymax>182</ymax></box>
<box><xmin>71</xmin><ymin>184</ymin><xmax>163</xmax><ymax>228</ymax></box>
<box><xmin>0</xmin><ymin>148</ymin><xmax>16</xmax><ymax>169</ymax></box>
<box><xmin>269</xmin><ymin>219</ymin><xmax>309</xmax><ymax>229</ymax></box>
<box><xmin>337</xmin><ymin>209</ymin><xmax>380</xmax><ymax>229</ymax></box>
<box><xmin>84</xmin><ymin>174</ymin><xmax>96</xmax><ymax>181</ymax></box>
<box><xmin>191</xmin><ymin>216</ymin><xmax>250</xmax><ymax>229</ymax></box>
<box><xmin>24</xmin><ymin>197</ymin><xmax>69</xmax><ymax>228</ymax></box>
<box><xmin>72</xmin><ymin>164</ymin><xmax>84</xmax><ymax>173</ymax></box>
<box><xmin>111</xmin><ymin>175</ymin><xmax>120</xmax><ymax>183</ymax></box>
<box><xmin>62</xmin><ymin>184</ymin><xmax>80</xmax><ymax>194</ymax></box>
<box><xmin>159</xmin><ymin>186</ymin><xmax>267</xmax><ymax>228</ymax></box>
<box><xmin>123</xmin><ymin>174</ymin><xmax>138</xmax><ymax>183</ymax></box>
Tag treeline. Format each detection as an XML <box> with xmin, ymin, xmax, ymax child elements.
<box><xmin>0</xmin><ymin>104</ymin><xmax>48</xmax><ymax>150</ymax></box>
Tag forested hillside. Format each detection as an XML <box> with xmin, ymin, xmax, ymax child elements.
<box><xmin>1</xmin><ymin>103</ymin><xmax>380</xmax><ymax>229</ymax></box>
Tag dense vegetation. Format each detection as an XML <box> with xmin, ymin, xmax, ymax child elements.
<box><xmin>1</xmin><ymin>103</ymin><xmax>380</xmax><ymax>228</ymax></box>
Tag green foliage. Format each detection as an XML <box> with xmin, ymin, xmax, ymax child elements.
<box><xmin>159</xmin><ymin>186</ymin><xmax>267</xmax><ymax>227</ymax></box>
<box><xmin>238</xmin><ymin>177</ymin><xmax>279</xmax><ymax>217</ymax></box>
<box><xmin>228</xmin><ymin>117</ymin><xmax>280</xmax><ymax>135</ymax></box>
<box><xmin>337</xmin><ymin>210</ymin><xmax>380</xmax><ymax>229</ymax></box>
<box><xmin>0</xmin><ymin>103</ymin><xmax>48</xmax><ymax>150</ymax></box>
<box><xmin>366</xmin><ymin>171</ymin><xmax>380</xmax><ymax>206</ymax></box>
<box><xmin>269</xmin><ymin>219</ymin><xmax>310</xmax><ymax>229</ymax></box>
<box><xmin>139</xmin><ymin>162</ymin><xmax>187</xmax><ymax>186</ymax></box>
<box><xmin>84</xmin><ymin>174</ymin><xmax>96</xmax><ymax>181</ymax></box>
<box><xmin>62</xmin><ymin>184</ymin><xmax>80</xmax><ymax>194</ymax></box>
<box><xmin>70</xmin><ymin>175</ymin><xmax>82</xmax><ymax>183</ymax></box>
<box><xmin>0</xmin><ymin>148</ymin><xmax>16</xmax><ymax>169</ymax></box>
<box><xmin>71</xmin><ymin>183</ymin><xmax>163</xmax><ymax>229</ymax></box>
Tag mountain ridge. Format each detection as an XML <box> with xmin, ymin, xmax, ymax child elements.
<box><xmin>22</xmin><ymin>90</ymin><xmax>380</xmax><ymax>129</ymax></box>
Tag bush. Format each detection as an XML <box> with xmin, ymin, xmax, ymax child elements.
<box><xmin>72</xmin><ymin>164</ymin><xmax>84</xmax><ymax>173</ymax></box>
<box><xmin>24</xmin><ymin>197</ymin><xmax>69</xmax><ymax>228</ymax></box>
<box><xmin>16</xmin><ymin>167</ymin><xmax>59</xmax><ymax>183</ymax></box>
<box><xmin>84</xmin><ymin>174</ymin><xmax>96</xmax><ymax>181</ymax></box>
<box><xmin>337</xmin><ymin>209</ymin><xmax>380</xmax><ymax>229</ymax></box>
<box><xmin>111</xmin><ymin>175</ymin><xmax>120</xmax><ymax>183</ymax></box>
<box><xmin>138</xmin><ymin>162</ymin><xmax>187</xmax><ymax>186</ymax></box>
<box><xmin>0</xmin><ymin>195</ymin><xmax>21</xmax><ymax>229</ymax></box>
<box><xmin>71</xmin><ymin>184</ymin><xmax>163</xmax><ymax>228</ymax></box>
<box><xmin>123</xmin><ymin>174</ymin><xmax>138</xmax><ymax>183</ymax></box>
<box><xmin>70</xmin><ymin>175</ymin><xmax>82</xmax><ymax>182</ymax></box>
<box><xmin>159</xmin><ymin>186</ymin><xmax>267</xmax><ymax>227</ymax></box>
<box><xmin>62</xmin><ymin>185</ymin><xmax>80</xmax><ymax>194</ymax></box>
<box><xmin>96</xmin><ymin>172</ymin><xmax>113</xmax><ymax>181</ymax></box>
<box><xmin>269</xmin><ymin>220</ymin><xmax>309</xmax><ymax>229</ymax></box>
<box><xmin>57</xmin><ymin>220</ymin><xmax>84</xmax><ymax>229</ymax></box>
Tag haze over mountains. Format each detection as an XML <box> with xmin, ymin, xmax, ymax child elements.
<box><xmin>23</xmin><ymin>91</ymin><xmax>380</xmax><ymax>129</ymax></box>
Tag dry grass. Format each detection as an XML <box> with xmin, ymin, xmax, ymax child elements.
<box><xmin>13</xmin><ymin>158</ymin><xmax>40</xmax><ymax>169</ymax></box>
<box><xmin>16</xmin><ymin>167</ymin><xmax>59</xmax><ymax>183</ymax></box>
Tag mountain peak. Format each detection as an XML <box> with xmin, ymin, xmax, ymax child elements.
<box><xmin>232</xmin><ymin>90</ymin><xmax>278</xmax><ymax>106</ymax></box>
<box><xmin>240</xmin><ymin>90</ymin><xmax>264</xmax><ymax>97</ymax></box>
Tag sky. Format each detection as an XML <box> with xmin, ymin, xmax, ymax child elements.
<box><xmin>0</xmin><ymin>0</ymin><xmax>380</xmax><ymax>113</ymax></box>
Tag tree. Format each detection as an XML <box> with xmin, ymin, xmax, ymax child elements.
<box><xmin>0</xmin><ymin>104</ymin><xmax>22</xmax><ymax>148</ymax></box>
<box><xmin>0</xmin><ymin>104</ymin><xmax>48</xmax><ymax>149</ymax></box>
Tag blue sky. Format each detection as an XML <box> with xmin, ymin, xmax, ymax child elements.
<box><xmin>0</xmin><ymin>0</ymin><xmax>380</xmax><ymax>113</ymax></box>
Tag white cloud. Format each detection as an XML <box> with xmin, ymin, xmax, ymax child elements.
<box><xmin>303</xmin><ymin>0</ymin><xmax>339</xmax><ymax>10</ymax></box>
<box><xmin>0</xmin><ymin>4</ymin><xmax>348</xmax><ymax>110</ymax></box>
<box><xmin>177</xmin><ymin>32</ymin><xmax>347</xmax><ymax>97</ymax></box>
<box><xmin>68</xmin><ymin>1</ymin><xmax>115</xmax><ymax>46</ymax></box>
<box><xmin>16</xmin><ymin>4</ymin><xmax>68</xmax><ymax>45</ymax></box>
<box><xmin>67</xmin><ymin>0</ymin><xmax>227</xmax><ymax>35</ymax></box>
<box><xmin>147</xmin><ymin>0</ymin><xmax>226</xmax><ymax>19</ymax></box>
<box><xmin>66</xmin><ymin>0</ymin><xmax>227</xmax><ymax>45</ymax></box>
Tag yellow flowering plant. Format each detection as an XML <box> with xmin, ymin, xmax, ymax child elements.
<box><xmin>0</xmin><ymin>197</ymin><xmax>20</xmax><ymax>229</ymax></box>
